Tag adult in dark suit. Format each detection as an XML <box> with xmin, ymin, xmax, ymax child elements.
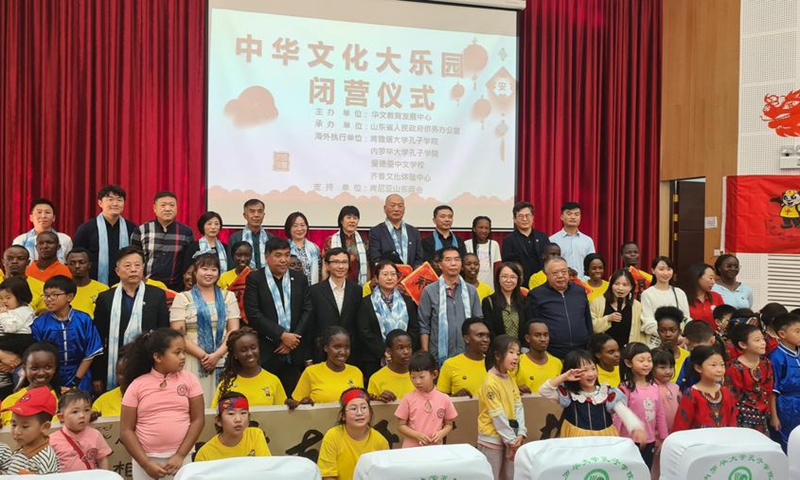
<box><xmin>309</xmin><ymin>247</ymin><xmax>362</xmax><ymax>362</ymax></box>
<box><xmin>501</xmin><ymin>201</ymin><xmax>550</xmax><ymax>285</ymax></box>
<box><xmin>244</xmin><ymin>237</ymin><xmax>312</xmax><ymax>394</ymax></box>
<box><xmin>368</xmin><ymin>194</ymin><xmax>424</xmax><ymax>268</ymax></box>
<box><xmin>91</xmin><ymin>247</ymin><xmax>169</xmax><ymax>392</ymax></box>
<box><xmin>421</xmin><ymin>205</ymin><xmax>467</xmax><ymax>263</ymax></box>
<box><xmin>354</xmin><ymin>260</ymin><xmax>420</xmax><ymax>382</ymax></box>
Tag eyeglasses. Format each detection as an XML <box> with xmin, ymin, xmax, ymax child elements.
<box><xmin>327</xmin><ymin>260</ymin><xmax>349</xmax><ymax>266</ymax></box>
<box><xmin>379</xmin><ymin>271</ymin><xmax>398</xmax><ymax>277</ymax></box>
<box><xmin>499</xmin><ymin>275</ymin><xmax>518</xmax><ymax>281</ymax></box>
<box><xmin>515</xmin><ymin>214</ymin><xmax>533</xmax><ymax>220</ymax></box>
<box><xmin>43</xmin><ymin>293</ymin><xmax>68</xmax><ymax>300</ymax></box>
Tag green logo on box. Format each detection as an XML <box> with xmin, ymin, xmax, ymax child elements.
<box><xmin>583</xmin><ymin>469</ymin><xmax>610</xmax><ymax>480</ymax></box>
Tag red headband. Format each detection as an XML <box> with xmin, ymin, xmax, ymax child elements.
<box><xmin>341</xmin><ymin>389</ymin><xmax>368</xmax><ymax>406</ymax></box>
<box><xmin>218</xmin><ymin>396</ymin><xmax>249</xmax><ymax>414</ymax></box>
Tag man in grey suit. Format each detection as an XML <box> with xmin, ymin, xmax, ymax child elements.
<box><xmin>368</xmin><ymin>194</ymin><xmax>423</xmax><ymax>268</ymax></box>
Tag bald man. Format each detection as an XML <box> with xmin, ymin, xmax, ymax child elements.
<box><xmin>368</xmin><ymin>194</ymin><xmax>424</xmax><ymax>268</ymax></box>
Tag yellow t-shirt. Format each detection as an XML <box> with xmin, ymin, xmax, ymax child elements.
<box><xmin>26</xmin><ymin>276</ymin><xmax>45</xmax><ymax>312</ymax></box>
<box><xmin>597</xmin><ymin>365</ymin><xmax>620</xmax><ymax>387</ymax></box>
<box><xmin>71</xmin><ymin>280</ymin><xmax>109</xmax><ymax>318</ymax></box>
<box><xmin>586</xmin><ymin>281</ymin><xmax>609</xmax><ymax>303</ymax></box>
<box><xmin>292</xmin><ymin>363</ymin><xmax>364</xmax><ymax>404</ymax></box>
<box><xmin>476</xmin><ymin>282</ymin><xmax>494</xmax><ymax>301</ymax></box>
<box><xmin>1</xmin><ymin>387</ymin><xmax>59</xmax><ymax>425</ymax></box>
<box><xmin>513</xmin><ymin>353</ymin><xmax>563</xmax><ymax>393</ymax></box>
<box><xmin>367</xmin><ymin>366</ymin><xmax>415</xmax><ymax>400</ymax></box>
<box><xmin>477</xmin><ymin>371</ymin><xmax>521</xmax><ymax>440</ymax></box>
<box><xmin>212</xmin><ymin>370</ymin><xmax>287</xmax><ymax>408</ymax></box>
<box><xmin>528</xmin><ymin>271</ymin><xmax>546</xmax><ymax>290</ymax></box>
<box><xmin>673</xmin><ymin>348</ymin><xmax>690</xmax><ymax>383</ymax></box>
<box><xmin>437</xmin><ymin>354</ymin><xmax>487</xmax><ymax>397</ymax></box>
<box><xmin>217</xmin><ymin>269</ymin><xmax>239</xmax><ymax>290</ymax></box>
<box><xmin>195</xmin><ymin>427</ymin><xmax>271</xmax><ymax>462</ymax></box>
<box><xmin>317</xmin><ymin>426</ymin><xmax>388</xmax><ymax>480</ymax></box>
<box><xmin>92</xmin><ymin>386</ymin><xmax>123</xmax><ymax>417</ymax></box>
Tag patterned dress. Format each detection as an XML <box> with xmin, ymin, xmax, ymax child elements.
<box><xmin>724</xmin><ymin>357</ymin><xmax>774</xmax><ymax>433</ymax></box>
<box><xmin>672</xmin><ymin>386</ymin><xmax>738</xmax><ymax>431</ymax></box>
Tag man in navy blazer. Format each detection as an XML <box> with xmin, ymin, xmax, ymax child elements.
<box><xmin>368</xmin><ymin>194</ymin><xmax>424</xmax><ymax>268</ymax></box>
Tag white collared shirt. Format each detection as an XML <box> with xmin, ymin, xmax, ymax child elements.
<box><xmin>329</xmin><ymin>277</ymin><xmax>346</xmax><ymax>314</ymax></box>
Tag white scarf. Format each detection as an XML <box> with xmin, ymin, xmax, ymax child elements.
<box><xmin>21</xmin><ymin>228</ymin><xmax>65</xmax><ymax>263</ymax></box>
<box><xmin>437</xmin><ymin>276</ymin><xmax>471</xmax><ymax>365</ymax></box>
<box><xmin>384</xmin><ymin>219</ymin><xmax>408</xmax><ymax>264</ymax></box>
<box><xmin>96</xmin><ymin>214</ymin><xmax>128</xmax><ymax>285</ymax></box>
<box><xmin>108</xmin><ymin>282</ymin><xmax>145</xmax><ymax>388</ymax></box>
<box><xmin>370</xmin><ymin>287</ymin><xmax>409</xmax><ymax>339</ymax></box>
<box><xmin>242</xmin><ymin>228</ymin><xmax>268</xmax><ymax>269</ymax></box>
<box><xmin>331</xmin><ymin>231</ymin><xmax>369</xmax><ymax>286</ymax></box>
<box><xmin>265</xmin><ymin>269</ymin><xmax>291</xmax><ymax>331</ymax></box>
<box><xmin>198</xmin><ymin>236</ymin><xmax>228</xmax><ymax>271</ymax></box>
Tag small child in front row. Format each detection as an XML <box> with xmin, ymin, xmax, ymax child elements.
<box><xmin>369</xmin><ymin>329</ymin><xmax>415</xmax><ymax>403</ymax></box>
<box><xmin>2</xmin><ymin>342</ymin><xmax>61</xmax><ymax>427</ymax></box>
<box><xmin>650</xmin><ymin>348</ymin><xmax>681</xmax><ymax>480</ymax></box>
<box><xmin>767</xmin><ymin>313</ymin><xmax>800</xmax><ymax>450</ymax></box>
<box><xmin>50</xmin><ymin>389</ymin><xmax>112</xmax><ymax>471</ymax></box>
<box><xmin>615</xmin><ymin>343</ymin><xmax>667</xmax><ymax>470</ymax></box>
<box><xmin>724</xmin><ymin>323</ymin><xmax>773</xmax><ymax>434</ymax></box>
<box><xmin>92</xmin><ymin>345</ymin><xmax>128</xmax><ymax>418</ymax></box>
<box><xmin>395</xmin><ymin>351</ymin><xmax>457</xmax><ymax>448</ymax></box>
<box><xmin>672</xmin><ymin>345</ymin><xmax>738</xmax><ymax>431</ymax></box>
<box><xmin>477</xmin><ymin>335</ymin><xmax>527</xmax><ymax>480</ymax></box>
<box><xmin>195</xmin><ymin>392</ymin><xmax>270</xmax><ymax>462</ymax></box>
<box><xmin>0</xmin><ymin>385</ymin><xmax>60</xmax><ymax>474</ymax></box>
<box><xmin>539</xmin><ymin>350</ymin><xmax>645</xmax><ymax>441</ymax></box>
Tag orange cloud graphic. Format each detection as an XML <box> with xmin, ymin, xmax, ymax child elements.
<box><xmin>224</xmin><ymin>86</ymin><xmax>279</xmax><ymax>127</ymax></box>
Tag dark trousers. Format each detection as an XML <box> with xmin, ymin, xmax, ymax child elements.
<box><xmin>639</xmin><ymin>442</ymin><xmax>655</xmax><ymax>469</ymax></box>
<box><xmin>269</xmin><ymin>361</ymin><xmax>303</xmax><ymax>397</ymax></box>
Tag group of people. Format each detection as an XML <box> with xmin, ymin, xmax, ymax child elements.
<box><xmin>0</xmin><ymin>186</ymin><xmax>794</xmax><ymax>480</ymax></box>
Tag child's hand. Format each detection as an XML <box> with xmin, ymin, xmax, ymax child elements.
<box><xmin>416</xmin><ymin>432</ymin><xmax>432</xmax><ymax>445</ymax></box>
<box><xmin>518</xmin><ymin>385</ymin><xmax>531</xmax><ymax>395</ymax></box>
<box><xmin>631</xmin><ymin>429</ymin><xmax>647</xmax><ymax>445</ymax></box>
<box><xmin>452</xmin><ymin>388</ymin><xmax>473</xmax><ymax>398</ymax></box>
<box><xmin>770</xmin><ymin>416</ymin><xmax>781</xmax><ymax>431</ymax></box>
<box><xmin>561</xmin><ymin>369</ymin><xmax>583</xmax><ymax>382</ymax></box>
<box><xmin>163</xmin><ymin>454</ymin><xmax>184</xmax><ymax>475</ymax></box>
<box><xmin>429</xmin><ymin>430</ymin><xmax>446</xmax><ymax>445</ymax></box>
<box><xmin>511</xmin><ymin>435</ymin><xmax>524</xmax><ymax>449</ymax></box>
<box><xmin>376</xmin><ymin>391</ymin><xmax>397</xmax><ymax>403</ymax></box>
<box><xmin>144</xmin><ymin>460</ymin><xmax>168</xmax><ymax>479</ymax></box>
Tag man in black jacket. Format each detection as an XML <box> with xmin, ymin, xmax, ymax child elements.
<box><xmin>501</xmin><ymin>201</ymin><xmax>549</xmax><ymax>285</ymax></box>
<box><xmin>244</xmin><ymin>237</ymin><xmax>312</xmax><ymax>394</ymax></box>
<box><xmin>368</xmin><ymin>194</ymin><xmax>424</xmax><ymax>267</ymax></box>
<box><xmin>527</xmin><ymin>256</ymin><xmax>592</xmax><ymax>359</ymax></box>
<box><xmin>309</xmin><ymin>248</ymin><xmax>361</xmax><ymax>361</ymax></box>
<box><xmin>92</xmin><ymin>247</ymin><xmax>169</xmax><ymax>392</ymax></box>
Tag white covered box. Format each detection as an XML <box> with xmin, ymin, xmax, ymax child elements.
<box><xmin>354</xmin><ymin>443</ymin><xmax>493</xmax><ymax>480</ymax></box>
<box><xmin>790</xmin><ymin>425</ymin><xmax>800</xmax><ymax>479</ymax></box>
<box><xmin>660</xmin><ymin>428</ymin><xmax>786</xmax><ymax>480</ymax></box>
<box><xmin>174</xmin><ymin>456</ymin><xmax>321</xmax><ymax>480</ymax></box>
<box><xmin>513</xmin><ymin>436</ymin><xmax>650</xmax><ymax>480</ymax></box>
<box><xmin>19</xmin><ymin>472</ymin><xmax>123</xmax><ymax>480</ymax></box>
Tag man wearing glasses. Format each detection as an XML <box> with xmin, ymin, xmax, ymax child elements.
<box><xmin>501</xmin><ymin>201</ymin><xmax>550</xmax><ymax>285</ymax></box>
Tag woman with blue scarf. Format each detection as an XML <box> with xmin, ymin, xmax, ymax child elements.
<box><xmin>170</xmin><ymin>253</ymin><xmax>241</xmax><ymax>406</ymax></box>
<box><xmin>354</xmin><ymin>260</ymin><xmax>420</xmax><ymax>382</ymax></box>
<box><xmin>286</xmin><ymin>212</ymin><xmax>321</xmax><ymax>285</ymax></box>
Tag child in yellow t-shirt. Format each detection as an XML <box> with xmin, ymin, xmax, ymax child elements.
<box><xmin>213</xmin><ymin>327</ymin><xmax>287</xmax><ymax>407</ymax></box>
<box><xmin>289</xmin><ymin>326</ymin><xmax>364</xmax><ymax>407</ymax></box>
<box><xmin>368</xmin><ymin>330</ymin><xmax>414</xmax><ymax>402</ymax></box>
<box><xmin>195</xmin><ymin>392</ymin><xmax>270</xmax><ymax>462</ymax></box>
<box><xmin>589</xmin><ymin>333</ymin><xmax>620</xmax><ymax>387</ymax></box>
<box><xmin>515</xmin><ymin>319</ymin><xmax>563</xmax><ymax>394</ymax></box>
<box><xmin>2</xmin><ymin>342</ymin><xmax>60</xmax><ymax>426</ymax></box>
<box><xmin>477</xmin><ymin>335</ymin><xmax>527</xmax><ymax>479</ymax></box>
<box><xmin>437</xmin><ymin>318</ymin><xmax>490</xmax><ymax>397</ymax></box>
<box><xmin>92</xmin><ymin>346</ymin><xmax>128</xmax><ymax>417</ymax></box>
<box><xmin>317</xmin><ymin>388</ymin><xmax>388</xmax><ymax>480</ymax></box>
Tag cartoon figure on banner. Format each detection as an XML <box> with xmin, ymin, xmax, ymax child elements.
<box><xmin>463</xmin><ymin>39</ymin><xmax>488</xmax><ymax>90</ymax></box>
<box><xmin>770</xmin><ymin>189</ymin><xmax>800</xmax><ymax>228</ymax></box>
<box><xmin>762</xmin><ymin>90</ymin><xmax>800</xmax><ymax>137</ymax></box>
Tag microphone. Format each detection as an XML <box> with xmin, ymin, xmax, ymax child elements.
<box><xmin>617</xmin><ymin>297</ymin><xmax>624</xmax><ymax>312</ymax></box>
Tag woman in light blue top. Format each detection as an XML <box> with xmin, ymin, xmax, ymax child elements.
<box><xmin>711</xmin><ymin>254</ymin><xmax>753</xmax><ymax>309</ymax></box>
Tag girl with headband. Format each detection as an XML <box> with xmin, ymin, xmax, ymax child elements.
<box><xmin>195</xmin><ymin>391</ymin><xmax>270</xmax><ymax>462</ymax></box>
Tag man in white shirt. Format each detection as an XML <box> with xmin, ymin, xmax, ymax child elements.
<box><xmin>549</xmin><ymin>202</ymin><xmax>595</xmax><ymax>277</ymax></box>
<box><xmin>13</xmin><ymin>198</ymin><xmax>72</xmax><ymax>262</ymax></box>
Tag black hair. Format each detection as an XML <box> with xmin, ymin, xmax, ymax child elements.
<box><xmin>619</xmin><ymin>241</ymin><xmax>639</xmax><ymax>256</ymax></box>
<box><xmin>58</xmin><ymin>389</ymin><xmax>92</xmax><ymax>412</ymax></box>
<box><xmin>5</xmin><ymin>244</ymin><xmax>30</xmax><ymax>261</ymax></box>
<box><xmin>561</xmin><ymin>350</ymin><xmax>597</xmax><ymax>393</ymax></box>
<box><xmin>230</xmin><ymin>240</ymin><xmax>253</xmax><ymax>255</ymax></box>
<box><xmin>583</xmin><ymin>253</ymin><xmax>605</xmax><ymax>277</ymax></box>
<box><xmin>122</xmin><ymin>328</ymin><xmax>183</xmax><ymax>390</ymax></box>
<box><xmin>43</xmin><ymin>275</ymin><xmax>77</xmax><ymax>295</ymax></box>
<box><xmin>560</xmin><ymin>201</ymin><xmax>581</xmax><ymax>213</ymax></box>
<box><xmin>192</xmin><ymin>252</ymin><xmax>222</xmax><ymax>273</ymax></box>
<box><xmin>336</xmin><ymin>387</ymin><xmax>373</xmax><ymax>426</ymax></box>
<box><xmin>317</xmin><ymin>326</ymin><xmax>350</xmax><ymax>355</ymax></box>
<box><xmin>603</xmin><ymin>269</ymin><xmax>634</xmax><ymax>306</ymax></box>
<box><xmin>761</xmin><ymin>303</ymin><xmax>788</xmax><ymax>330</ymax></box>
<box><xmin>433</xmin><ymin>205</ymin><xmax>453</xmax><ymax>217</ymax></box>
<box><xmin>619</xmin><ymin>342</ymin><xmax>653</xmax><ymax>390</ymax></box>
<box><xmin>409</xmin><ymin>350</ymin><xmax>437</xmax><ymax>373</ymax></box>
<box><xmin>20</xmin><ymin>342</ymin><xmax>61</xmax><ymax>392</ymax></box>
<box><xmin>655</xmin><ymin>306</ymin><xmax>683</xmax><ymax>326</ymax></box>
<box><xmin>687</xmin><ymin>345</ymin><xmax>724</xmax><ymax>383</ymax></box>
<box><xmin>469</xmin><ymin>216</ymin><xmax>492</xmax><ymax>252</ymax></box>
<box><xmin>488</xmin><ymin>334</ymin><xmax>520</xmax><ymax>370</ymax></box>
<box><xmin>523</xmin><ymin>318</ymin><xmax>548</xmax><ymax>334</ymax></box>
<box><xmin>652</xmin><ymin>348</ymin><xmax>676</xmax><ymax>367</ymax></box>
<box><xmin>243</xmin><ymin>198</ymin><xmax>265</xmax><ymax>210</ymax></box>
<box><xmin>65</xmin><ymin>246</ymin><xmax>91</xmax><ymax>261</ymax></box>
<box><xmin>97</xmin><ymin>184</ymin><xmax>127</xmax><ymax>201</ymax></box>
<box><xmin>729</xmin><ymin>323</ymin><xmax>761</xmax><ymax>350</ymax></box>
<box><xmin>218</xmin><ymin>327</ymin><xmax>260</xmax><ymax>398</ymax></box>
<box><xmin>512</xmin><ymin>201</ymin><xmax>534</xmax><ymax>217</ymax></box>
<box><xmin>214</xmin><ymin>391</ymin><xmax>250</xmax><ymax>433</ymax></box>
<box><xmin>31</xmin><ymin>411</ymin><xmax>54</xmax><ymax>424</ymax></box>
<box><xmin>492</xmin><ymin>262</ymin><xmax>526</xmax><ymax>314</ymax></box>
<box><xmin>461</xmin><ymin>317</ymin><xmax>490</xmax><ymax>337</ymax></box>
<box><xmin>153</xmin><ymin>191</ymin><xmax>177</xmax><ymax>203</ymax></box>
<box><xmin>651</xmin><ymin>256</ymin><xmax>674</xmax><ymax>271</ymax></box>
<box><xmin>792</xmin><ymin>308</ymin><xmax>800</xmax><ymax>316</ymax></box>
<box><xmin>116</xmin><ymin>246</ymin><xmax>145</xmax><ymax>264</ymax></box>
<box><xmin>713</xmin><ymin>254</ymin><xmax>738</xmax><ymax>276</ymax></box>
<box><xmin>324</xmin><ymin>247</ymin><xmax>348</xmax><ymax>264</ymax></box>
<box><xmin>29</xmin><ymin>198</ymin><xmax>55</xmax><ymax>215</ymax></box>
<box><xmin>774</xmin><ymin>313</ymin><xmax>800</xmax><ymax>333</ymax></box>
<box><xmin>284</xmin><ymin>211</ymin><xmax>309</xmax><ymax>237</ymax></box>
<box><xmin>587</xmin><ymin>333</ymin><xmax>615</xmax><ymax>360</ymax></box>
<box><xmin>681</xmin><ymin>262</ymin><xmax>715</xmax><ymax>305</ymax></box>
<box><xmin>683</xmin><ymin>321</ymin><xmax>714</xmax><ymax>344</ymax></box>
<box><xmin>36</xmin><ymin>230</ymin><xmax>59</xmax><ymax>244</ymax></box>
<box><xmin>264</xmin><ymin>236</ymin><xmax>291</xmax><ymax>255</ymax></box>
<box><xmin>336</xmin><ymin>205</ymin><xmax>360</xmax><ymax>229</ymax></box>
<box><xmin>197</xmin><ymin>211</ymin><xmax>224</xmax><ymax>235</ymax></box>
<box><xmin>372</xmin><ymin>260</ymin><xmax>399</xmax><ymax>278</ymax></box>
<box><xmin>0</xmin><ymin>277</ymin><xmax>33</xmax><ymax>305</ymax></box>
<box><xmin>713</xmin><ymin>304</ymin><xmax>737</xmax><ymax>321</ymax></box>
<box><xmin>541</xmin><ymin>242</ymin><xmax>561</xmax><ymax>258</ymax></box>
<box><xmin>385</xmin><ymin>329</ymin><xmax>411</xmax><ymax>349</ymax></box>
<box><xmin>438</xmin><ymin>245</ymin><xmax>461</xmax><ymax>259</ymax></box>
